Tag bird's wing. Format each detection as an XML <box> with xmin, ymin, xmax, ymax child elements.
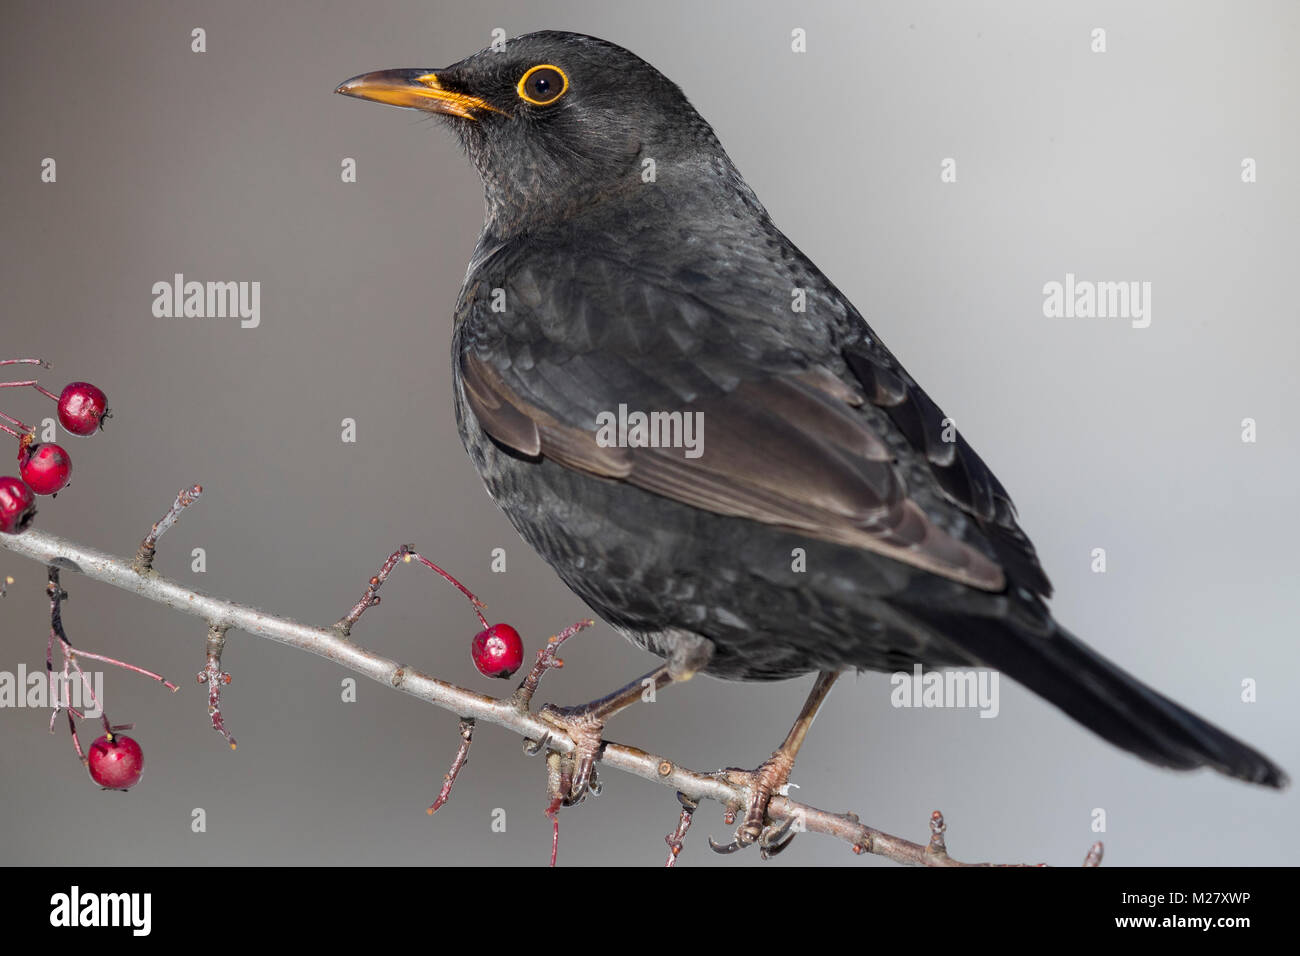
<box><xmin>841</xmin><ymin>347</ymin><xmax>1053</xmax><ymax>597</ymax></box>
<box><xmin>457</xmin><ymin>253</ymin><xmax>1012</xmax><ymax>592</ymax></box>
<box><xmin>463</xmin><ymin>351</ymin><xmax>1003</xmax><ymax>589</ymax></box>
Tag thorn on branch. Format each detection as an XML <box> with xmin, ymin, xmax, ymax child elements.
<box><xmin>133</xmin><ymin>484</ymin><xmax>203</xmax><ymax>574</ymax></box>
<box><xmin>334</xmin><ymin>544</ymin><xmax>488</xmax><ymax>637</ymax></box>
<box><xmin>196</xmin><ymin>624</ymin><xmax>235</xmax><ymax>749</ymax></box>
<box><xmin>428</xmin><ymin>718</ymin><xmax>475</xmax><ymax>815</ymax></box>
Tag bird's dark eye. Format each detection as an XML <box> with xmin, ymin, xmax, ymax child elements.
<box><xmin>517</xmin><ymin>65</ymin><xmax>568</xmax><ymax>106</ymax></box>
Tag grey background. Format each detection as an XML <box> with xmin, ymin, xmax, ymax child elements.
<box><xmin>1</xmin><ymin>0</ymin><xmax>1296</xmax><ymax>866</ymax></box>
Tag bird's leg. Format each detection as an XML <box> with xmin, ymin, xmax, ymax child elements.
<box><xmin>710</xmin><ymin>670</ymin><xmax>841</xmax><ymax>858</ymax></box>
<box><xmin>538</xmin><ymin>638</ymin><xmax>711</xmax><ymax>806</ymax></box>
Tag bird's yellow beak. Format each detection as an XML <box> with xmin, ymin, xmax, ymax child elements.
<box><xmin>335</xmin><ymin>69</ymin><xmax>503</xmax><ymax>119</ymax></box>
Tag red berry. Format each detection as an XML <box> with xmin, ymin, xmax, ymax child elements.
<box><xmin>18</xmin><ymin>443</ymin><xmax>71</xmax><ymax>495</ymax></box>
<box><xmin>86</xmin><ymin>734</ymin><xmax>144</xmax><ymax>790</ymax></box>
<box><xmin>57</xmin><ymin>382</ymin><xmax>109</xmax><ymax>435</ymax></box>
<box><xmin>0</xmin><ymin>476</ymin><xmax>36</xmax><ymax>533</ymax></box>
<box><xmin>471</xmin><ymin>623</ymin><xmax>524</xmax><ymax>678</ymax></box>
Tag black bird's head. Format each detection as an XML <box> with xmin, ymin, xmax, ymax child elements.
<box><xmin>337</xmin><ymin>31</ymin><xmax>746</xmax><ymax>236</ymax></box>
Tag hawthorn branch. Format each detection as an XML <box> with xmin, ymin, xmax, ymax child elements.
<box><xmin>2</xmin><ymin>526</ymin><xmax>1077</xmax><ymax>866</ymax></box>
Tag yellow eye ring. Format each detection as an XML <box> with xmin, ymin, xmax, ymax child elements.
<box><xmin>517</xmin><ymin>64</ymin><xmax>568</xmax><ymax>106</ymax></box>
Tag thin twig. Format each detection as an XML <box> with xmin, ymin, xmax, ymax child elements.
<box><xmin>512</xmin><ymin>619</ymin><xmax>593</xmax><ymax>711</ymax></box>
<box><xmin>44</xmin><ymin>564</ymin><xmax>177</xmax><ymax>762</ymax></box>
<box><xmin>196</xmin><ymin>624</ymin><xmax>235</xmax><ymax>749</ymax></box>
<box><xmin>544</xmin><ymin>752</ymin><xmax>565</xmax><ymax>867</ymax></box>
<box><xmin>0</xmin><ymin>408</ymin><xmax>35</xmax><ymax>439</ymax></box>
<box><xmin>3</xmin><ymin>526</ymin><xmax>1084</xmax><ymax>866</ymax></box>
<box><xmin>46</xmin><ymin>565</ymin><xmax>178</xmax><ymax>691</ymax></box>
<box><xmin>927</xmin><ymin>809</ymin><xmax>949</xmax><ymax>859</ymax></box>
<box><xmin>132</xmin><ymin>484</ymin><xmax>203</xmax><ymax>574</ymax></box>
<box><xmin>665</xmin><ymin>792</ymin><xmax>698</xmax><ymax>867</ymax></box>
<box><xmin>427</xmin><ymin>719</ymin><xmax>474</xmax><ymax>815</ymax></box>
<box><xmin>0</xmin><ymin>382</ymin><xmax>59</xmax><ymax>407</ymax></box>
<box><xmin>335</xmin><ymin>543</ymin><xmax>488</xmax><ymax>635</ymax></box>
<box><xmin>0</xmin><ymin>358</ymin><xmax>52</xmax><ymax>369</ymax></box>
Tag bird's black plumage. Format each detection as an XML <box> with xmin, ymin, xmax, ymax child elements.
<box><xmin>338</xmin><ymin>31</ymin><xmax>1286</xmax><ymax>787</ymax></box>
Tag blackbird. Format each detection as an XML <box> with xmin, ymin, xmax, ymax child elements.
<box><xmin>338</xmin><ymin>31</ymin><xmax>1286</xmax><ymax>851</ymax></box>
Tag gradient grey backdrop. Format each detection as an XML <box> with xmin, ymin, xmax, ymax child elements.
<box><xmin>1</xmin><ymin>0</ymin><xmax>1296</xmax><ymax>866</ymax></box>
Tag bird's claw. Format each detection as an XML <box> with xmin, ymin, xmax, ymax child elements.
<box><xmin>538</xmin><ymin>704</ymin><xmax>606</xmax><ymax>806</ymax></box>
<box><xmin>706</xmin><ymin>817</ymin><xmax>797</xmax><ymax>858</ymax></box>
<box><xmin>706</xmin><ymin>753</ymin><xmax>798</xmax><ymax>859</ymax></box>
<box><xmin>522</xmin><ymin>732</ymin><xmax>551</xmax><ymax>756</ymax></box>
<box><xmin>707</xmin><ymin>834</ymin><xmax>746</xmax><ymax>855</ymax></box>
<box><xmin>757</xmin><ymin>815</ymin><xmax>798</xmax><ymax>859</ymax></box>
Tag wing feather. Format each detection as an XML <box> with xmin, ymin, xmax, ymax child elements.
<box><xmin>463</xmin><ymin>351</ymin><xmax>1006</xmax><ymax>591</ymax></box>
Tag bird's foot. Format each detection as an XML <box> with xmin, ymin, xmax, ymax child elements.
<box><xmin>537</xmin><ymin>704</ymin><xmax>606</xmax><ymax>806</ymax></box>
<box><xmin>530</xmin><ymin>655</ymin><xmax>697</xmax><ymax>806</ymax></box>
<box><xmin>708</xmin><ymin>748</ymin><xmax>799</xmax><ymax>859</ymax></box>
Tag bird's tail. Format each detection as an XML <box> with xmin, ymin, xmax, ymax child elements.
<box><xmin>905</xmin><ymin>607</ymin><xmax>1288</xmax><ymax>788</ymax></box>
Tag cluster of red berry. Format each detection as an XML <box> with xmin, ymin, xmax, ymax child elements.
<box><xmin>0</xmin><ymin>379</ymin><xmax>109</xmax><ymax>533</ymax></box>
<box><xmin>3</xmin><ymin>373</ymin><xmax>525</xmax><ymax>791</ymax></box>
<box><xmin>2</xmin><ymin>364</ymin><xmax>141</xmax><ymax>787</ymax></box>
